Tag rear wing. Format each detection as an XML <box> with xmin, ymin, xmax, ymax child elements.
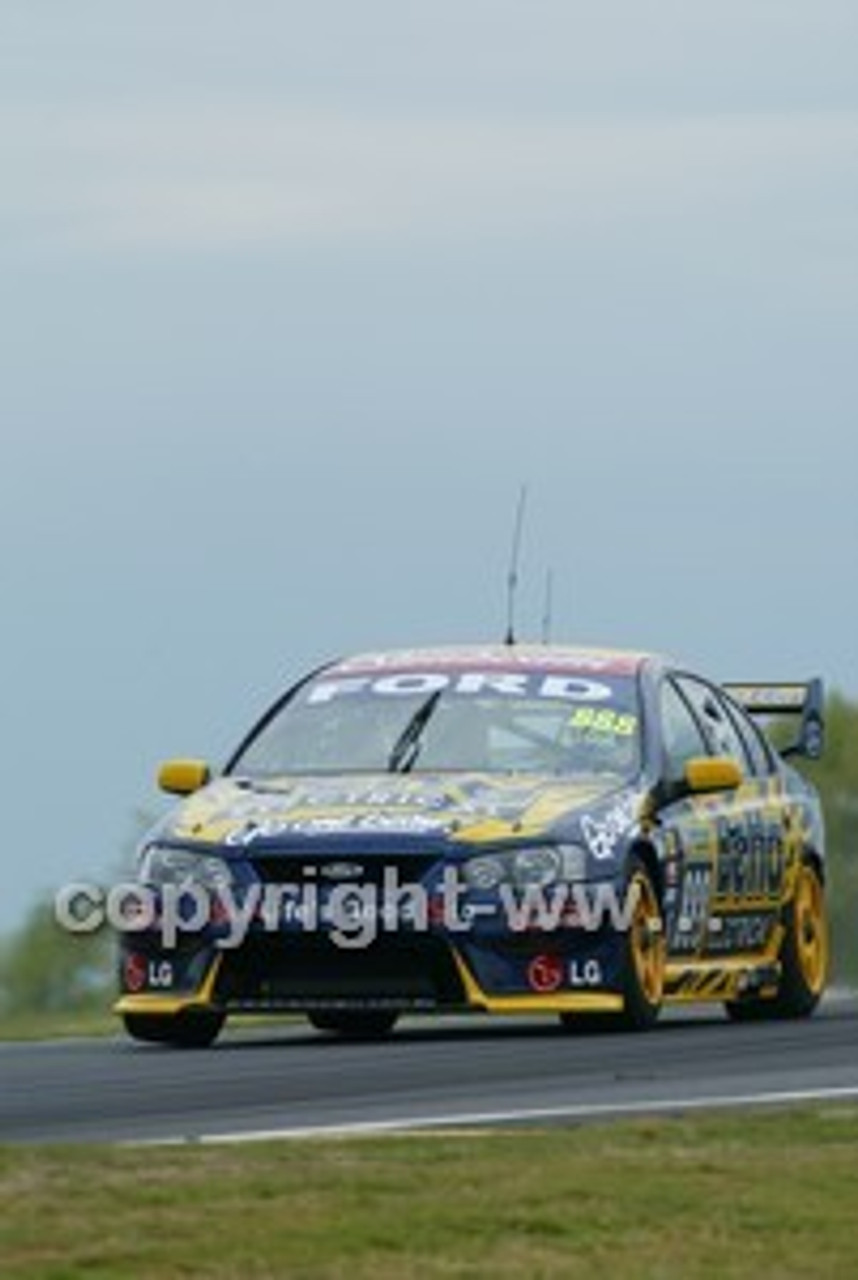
<box><xmin>722</xmin><ymin>679</ymin><xmax>824</xmax><ymax>760</ymax></box>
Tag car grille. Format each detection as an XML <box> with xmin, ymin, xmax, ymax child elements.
<box><xmin>249</xmin><ymin>852</ymin><xmax>440</xmax><ymax>889</ymax></box>
<box><xmin>215</xmin><ymin>934</ymin><xmax>466</xmax><ymax>1011</ymax></box>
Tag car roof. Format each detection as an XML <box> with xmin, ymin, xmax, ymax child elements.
<box><xmin>326</xmin><ymin>643</ymin><xmax>654</xmax><ymax>677</ymax></box>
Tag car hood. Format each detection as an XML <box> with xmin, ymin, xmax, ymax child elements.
<box><xmin>161</xmin><ymin>772</ymin><xmax>634</xmax><ymax>853</ymax></box>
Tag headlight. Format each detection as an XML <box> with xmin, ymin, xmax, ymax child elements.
<box><xmin>513</xmin><ymin>847</ymin><xmax>562</xmax><ymax>887</ymax></box>
<box><xmin>462</xmin><ymin>855</ymin><xmax>507</xmax><ymax>890</ymax></box>
<box><xmin>139</xmin><ymin>845</ymin><xmax>234</xmax><ymax>891</ymax></box>
<box><xmin>462</xmin><ymin>843</ymin><xmax>588</xmax><ymax>890</ymax></box>
<box><xmin>556</xmin><ymin>844</ymin><xmax>588</xmax><ymax>881</ymax></box>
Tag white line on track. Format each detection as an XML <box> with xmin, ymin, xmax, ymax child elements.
<box><xmin>140</xmin><ymin>1084</ymin><xmax>858</xmax><ymax>1146</ymax></box>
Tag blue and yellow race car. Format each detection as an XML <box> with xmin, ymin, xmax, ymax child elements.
<box><xmin>116</xmin><ymin>645</ymin><xmax>828</xmax><ymax>1046</ymax></box>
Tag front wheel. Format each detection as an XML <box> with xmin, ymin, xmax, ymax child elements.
<box><xmin>617</xmin><ymin>855</ymin><xmax>666</xmax><ymax>1029</ymax></box>
<box><xmin>725</xmin><ymin>859</ymin><xmax>828</xmax><ymax>1022</ymax></box>
<box><xmin>122</xmin><ymin>1010</ymin><xmax>225</xmax><ymax>1048</ymax></box>
<box><xmin>561</xmin><ymin>855</ymin><xmax>665</xmax><ymax>1033</ymax></box>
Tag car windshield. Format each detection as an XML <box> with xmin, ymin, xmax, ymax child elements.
<box><xmin>229</xmin><ymin>667</ymin><xmax>642</xmax><ymax>779</ymax></box>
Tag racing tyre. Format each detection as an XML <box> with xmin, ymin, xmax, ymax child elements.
<box><xmin>560</xmin><ymin>854</ymin><xmax>665</xmax><ymax>1033</ymax></box>
<box><xmin>122</xmin><ymin>1011</ymin><xmax>225</xmax><ymax>1048</ymax></box>
<box><xmin>725</xmin><ymin>859</ymin><xmax>828</xmax><ymax>1023</ymax></box>
<box><xmin>616</xmin><ymin>855</ymin><xmax>666</xmax><ymax>1029</ymax></box>
<box><xmin>307</xmin><ymin>1011</ymin><xmax>399</xmax><ymax>1039</ymax></box>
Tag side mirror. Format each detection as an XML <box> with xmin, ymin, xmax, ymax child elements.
<box><xmin>157</xmin><ymin>759</ymin><xmax>211</xmax><ymax>796</ymax></box>
<box><xmin>684</xmin><ymin>755</ymin><xmax>743</xmax><ymax>794</ymax></box>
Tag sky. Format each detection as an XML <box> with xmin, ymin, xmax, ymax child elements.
<box><xmin>1</xmin><ymin>2</ymin><xmax>856</xmax><ymax>933</ymax></box>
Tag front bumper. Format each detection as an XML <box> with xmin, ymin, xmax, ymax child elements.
<box><xmin>114</xmin><ymin>921</ymin><xmax>625</xmax><ymax>1019</ymax></box>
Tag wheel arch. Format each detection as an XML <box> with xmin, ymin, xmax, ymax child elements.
<box><xmin>626</xmin><ymin>838</ymin><xmax>664</xmax><ymax>903</ymax></box>
<box><xmin>803</xmin><ymin>846</ymin><xmax>825</xmax><ymax>885</ymax></box>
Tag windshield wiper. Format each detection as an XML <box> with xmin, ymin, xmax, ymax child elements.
<box><xmin>387</xmin><ymin>690</ymin><xmax>443</xmax><ymax>773</ymax></box>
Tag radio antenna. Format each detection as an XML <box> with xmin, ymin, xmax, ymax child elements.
<box><xmin>541</xmin><ymin>567</ymin><xmax>554</xmax><ymax>645</ymax></box>
<box><xmin>504</xmin><ymin>484</ymin><xmax>528</xmax><ymax>645</ymax></box>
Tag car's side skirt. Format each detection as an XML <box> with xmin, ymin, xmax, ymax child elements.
<box><xmin>664</xmin><ymin>955</ymin><xmax>781</xmax><ymax>1003</ymax></box>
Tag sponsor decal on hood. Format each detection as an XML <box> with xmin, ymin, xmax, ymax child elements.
<box><xmin>166</xmin><ymin>773</ymin><xmax>623</xmax><ymax>849</ymax></box>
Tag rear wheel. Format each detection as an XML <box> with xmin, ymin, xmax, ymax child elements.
<box><xmin>725</xmin><ymin>859</ymin><xmax>828</xmax><ymax>1022</ymax></box>
<box><xmin>560</xmin><ymin>855</ymin><xmax>665</xmax><ymax>1033</ymax></box>
<box><xmin>307</xmin><ymin>1011</ymin><xmax>399</xmax><ymax>1039</ymax></box>
<box><xmin>122</xmin><ymin>1010</ymin><xmax>225</xmax><ymax>1048</ymax></box>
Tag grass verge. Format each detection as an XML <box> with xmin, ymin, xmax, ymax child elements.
<box><xmin>2</xmin><ymin>1107</ymin><xmax>858</xmax><ymax>1278</ymax></box>
<box><xmin>0</xmin><ymin>1007</ymin><xmax>116</xmax><ymax>1042</ymax></box>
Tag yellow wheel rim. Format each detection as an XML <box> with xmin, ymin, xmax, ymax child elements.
<box><xmin>794</xmin><ymin>864</ymin><xmax>828</xmax><ymax>996</ymax></box>
<box><xmin>630</xmin><ymin>872</ymin><xmax>666</xmax><ymax>1006</ymax></box>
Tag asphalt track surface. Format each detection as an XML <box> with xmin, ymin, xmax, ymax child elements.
<box><xmin>2</xmin><ymin>996</ymin><xmax>857</xmax><ymax>1145</ymax></box>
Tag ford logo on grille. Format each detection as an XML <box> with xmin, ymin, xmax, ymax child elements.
<box><xmin>318</xmin><ymin>861</ymin><xmax>365</xmax><ymax>880</ymax></box>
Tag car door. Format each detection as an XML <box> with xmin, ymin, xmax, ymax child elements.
<box><xmin>663</xmin><ymin>674</ymin><xmax>788</xmax><ymax>962</ymax></box>
<box><xmin>656</xmin><ymin>677</ymin><xmax>722</xmax><ymax>961</ymax></box>
<box><xmin>706</xmin><ymin>684</ymin><xmax>791</xmax><ymax>957</ymax></box>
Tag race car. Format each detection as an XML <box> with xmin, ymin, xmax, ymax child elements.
<box><xmin>115</xmin><ymin>644</ymin><xmax>829</xmax><ymax>1046</ymax></box>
